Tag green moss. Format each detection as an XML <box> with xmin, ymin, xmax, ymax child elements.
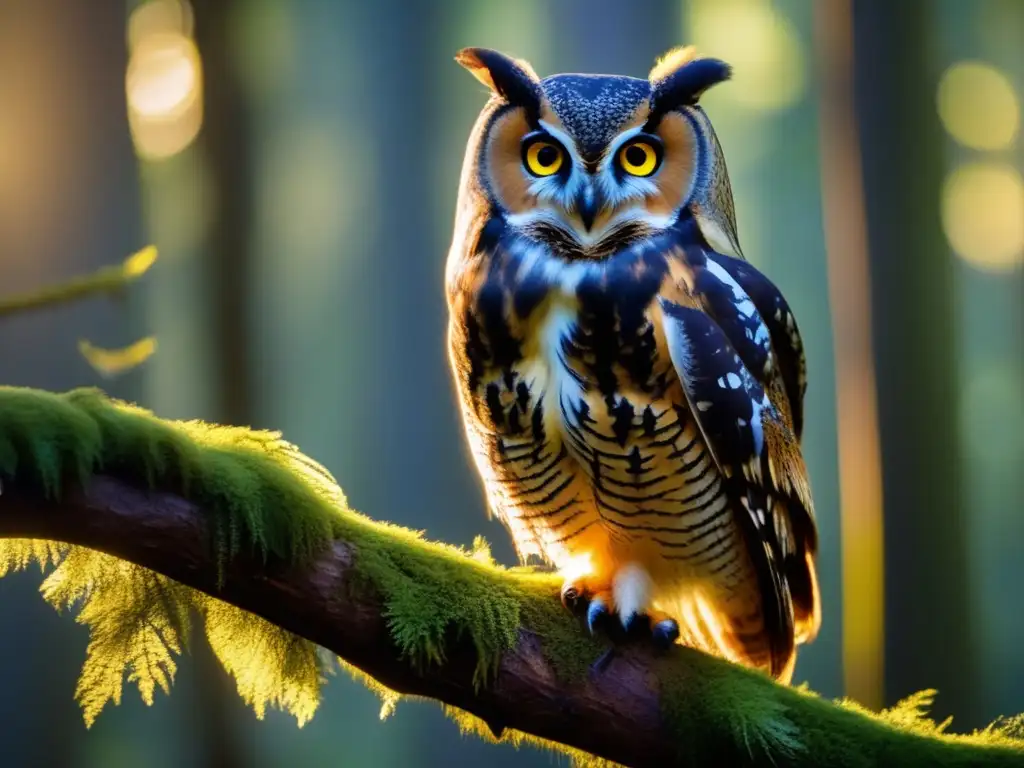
<box><xmin>655</xmin><ymin>649</ymin><xmax>1024</xmax><ymax>766</ymax></box>
<box><xmin>0</xmin><ymin>385</ymin><xmax>1021</xmax><ymax>767</ymax></box>
<box><xmin>0</xmin><ymin>385</ymin><xmax>547</xmax><ymax>719</ymax></box>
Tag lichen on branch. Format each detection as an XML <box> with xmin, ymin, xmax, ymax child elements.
<box><xmin>0</xmin><ymin>385</ymin><xmax>1021</xmax><ymax>768</ymax></box>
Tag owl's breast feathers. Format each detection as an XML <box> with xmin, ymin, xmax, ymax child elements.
<box><xmin>447</xmin><ymin>215</ymin><xmax>820</xmax><ymax>675</ymax></box>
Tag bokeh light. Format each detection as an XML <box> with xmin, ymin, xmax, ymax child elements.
<box><xmin>127</xmin><ymin>35</ymin><xmax>200</xmax><ymax>120</ymax></box>
<box><xmin>126</xmin><ymin>0</ymin><xmax>202</xmax><ymax>161</ymax></box>
<box><xmin>941</xmin><ymin>162</ymin><xmax>1024</xmax><ymax>272</ymax></box>
<box><xmin>937</xmin><ymin>61</ymin><xmax>1019</xmax><ymax>151</ymax></box>
<box><xmin>686</xmin><ymin>0</ymin><xmax>805</xmax><ymax>112</ymax></box>
<box><xmin>260</xmin><ymin>119</ymin><xmax>366</xmax><ymax>259</ymax></box>
<box><xmin>960</xmin><ymin>364</ymin><xmax>1024</xmax><ymax>469</ymax></box>
<box><xmin>127</xmin><ymin>0</ymin><xmax>193</xmax><ymax>50</ymax></box>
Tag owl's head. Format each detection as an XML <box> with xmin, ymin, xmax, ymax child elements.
<box><xmin>453</xmin><ymin>46</ymin><xmax>742</xmax><ymax>262</ymax></box>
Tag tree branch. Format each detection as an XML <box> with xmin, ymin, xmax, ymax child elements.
<box><xmin>0</xmin><ymin>247</ymin><xmax>159</xmax><ymax>376</ymax></box>
<box><xmin>0</xmin><ymin>246</ymin><xmax>157</xmax><ymax>318</ymax></box>
<box><xmin>0</xmin><ymin>476</ymin><xmax>670</xmax><ymax>764</ymax></box>
<box><xmin>0</xmin><ymin>474</ymin><xmax>1021</xmax><ymax>768</ymax></box>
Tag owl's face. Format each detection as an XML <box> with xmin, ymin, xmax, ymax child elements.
<box><xmin>454</xmin><ymin>47</ymin><xmax>742</xmax><ymax>262</ymax></box>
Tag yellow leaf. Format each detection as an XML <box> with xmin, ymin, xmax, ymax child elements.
<box><xmin>121</xmin><ymin>245</ymin><xmax>158</xmax><ymax>279</ymax></box>
<box><xmin>203</xmin><ymin>598</ymin><xmax>325</xmax><ymax>726</ymax></box>
<box><xmin>79</xmin><ymin>336</ymin><xmax>158</xmax><ymax>377</ymax></box>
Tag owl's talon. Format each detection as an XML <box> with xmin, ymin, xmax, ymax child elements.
<box><xmin>652</xmin><ymin>618</ymin><xmax>681</xmax><ymax>650</ymax></box>
<box><xmin>560</xmin><ymin>575</ymin><xmax>677</xmax><ymax>651</ymax></box>
<box><xmin>589</xmin><ymin>647</ymin><xmax>617</xmax><ymax>675</ymax></box>
<box><xmin>586</xmin><ymin>598</ymin><xmax>610</xmax><ymax>634</ymax></box>
<box><xmin>560</xmin><ymin>582</ymin><xmax>584</xmax><ymax>613</ymax></box>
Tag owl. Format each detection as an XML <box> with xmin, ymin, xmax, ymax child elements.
<box><xmin>445</xmin><ymin>46</ymin><xmax>820</xmax><ymax>683</ymax></box>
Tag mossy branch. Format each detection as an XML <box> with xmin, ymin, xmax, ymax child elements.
<box><xmin>0</xmin><ymin>387</ymin><xmax>1021</xmax><ymax>767</ymax></box>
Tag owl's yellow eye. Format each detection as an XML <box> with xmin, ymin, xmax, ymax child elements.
<box><xmin>618</xmin><ymin>140</ymin><xmax>660</xmax><ymax>177</ymax></box>
<box><xmin>524</xmin><ymin>139</ymin><xmax>564</xmax><ymax>177</ymax></box>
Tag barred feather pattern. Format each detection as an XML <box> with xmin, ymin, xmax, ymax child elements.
<box><xmin>448</xmin><ymin>213</ymin><xmax>819</xmax><ymax>680</ymax></box>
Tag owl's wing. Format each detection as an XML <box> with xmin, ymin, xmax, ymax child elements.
<box><xmin>686</xmin><ymin>249</ymin><xmax>820</xmax><ymax>643</ymax></box>
<box><xmin>659</xmin><ymin>250</ymin><xmax>820</xmax><ymax>672</ymax></box>
<box><xmin>703</xmin><ymin>251</ymin><xmax>808</xmax><ymax>440</ymax></box>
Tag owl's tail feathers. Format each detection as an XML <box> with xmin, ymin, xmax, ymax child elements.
<box><xmin>790</xmin><ymin>549</ymin><xmax>822</xmax><ymax>645</ymax></box>
<box><xmin>659</xmin><ymin>590</ymin><xmax>798</xmax><ymax>685</ymax></box>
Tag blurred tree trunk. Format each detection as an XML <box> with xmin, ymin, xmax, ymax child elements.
<box><xmin>189</xmin><ymin>1</ymin><xmax>252</xmax><ymax>767</ymax></box>
<box><xmin>852</xmin><ymin>0</ymin><xmax>977</xmax><ymax>725</ymax></box>
<box><xmin>549</xmin><ymin>0</ymin><xmax>679</xmax><ymax>75</ymax></box>
<box><xmin>813</xmin><ymin>0</ymin><xmax>885</xmax><ymax>711</ymax></box>
<box><xmin>194</xmin><ymin>0</ymin><xmax>254</xmax><ymax>427</ymax></box>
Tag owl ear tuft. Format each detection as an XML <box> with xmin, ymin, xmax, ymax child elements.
<box><xmin>647</xmin><ymin>46</ymin><xmax>731</xmax><ymax>124</ymax></box>
<box><xmin>456</xmin><ymin>47</ymin><xmax>541</xmax><ymax>115</ymax></box>
<box><xmin>649</xmin><ymin>46</ymin><xmax>701</xmax><ymax>83</ymax></box>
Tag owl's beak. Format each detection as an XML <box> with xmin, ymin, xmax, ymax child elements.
<box><xmin>574</xmin><ymin>182</ymin><xmax>604</xmax><ymax>232</ymax></box>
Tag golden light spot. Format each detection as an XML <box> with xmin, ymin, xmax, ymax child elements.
<box><xmin>126</xmin><ymin>1</ymin><xmax>203</xmax><ymax>161</ymax></box>
<box><xmin>694</xmin><ymin>594</ymin><xmax>730</xmax><ymax>655</ymax></box>
<box><xmin>468</xmin><ymin>535</ymin><xmax>495</xmax><ymax>566</ymax></box>
<box><xmin>558</xmin><ymin>552</ymin><xmax>594</xmax><ymax>585</ymax></box>
<box><xmin>122</xmin><ymin>245</ymin><xmax>159</xmax><ymax>279</ymax></box>
<box><xmin>127</xmin><ymin>0</ymin><xmax>193</xmax><ymax>50</ymax></box>
<box><xmin>127</xmin><ymin>36</ymin><xmax>200</xmax><ymax>120</ymax></box>
<box><xmin>941</xmin><ymin>163</ymin><xmax>1024</xmax><ymax>272</ymax></box>
<box><xmin>937</xmin><ymin>61</ymin><xmax>1019</xmax><ymax>151</ymax></box>
<box><xmin>687</xmin><ymin>0</ymin><xmax>805</xmax><ymax>112</ymax></box>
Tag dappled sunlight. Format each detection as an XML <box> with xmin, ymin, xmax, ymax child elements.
<box><xmin>127</xmin><ymin>36</ymin><xmax>199</xmax><ymax>120</ymax></box>
<box><xmin>557</xmin><ymin>552</ymin><xmax>594</xmax><ymax>586</ymax></box>
<box><xmin>937</xmin><ymin>62</ymin><xmax>1019</xmax><ymax>152</ymax></box>
<box><xmin>3</xmin><ymin>1</ymin><xmax>1024</xmax><ymax>764</ymax></box>
<box><xmin>687</xmin><ymin>0</ymin><xmax>806</xmax><ymax>113</ymax></box>
<box><xmin>694</xmin><ymin>594</ymin><xmax>732</xmax><ymax>659</ymax></box>
<box><xmin>126</xmin><ymin>0</ymin><xmax>202</xmax><ymax>160</ymax></box>
<box><xmin>942</xmin><ymin>162</ymin><xmax>1024</xmax><ymax>272</ymax></box>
